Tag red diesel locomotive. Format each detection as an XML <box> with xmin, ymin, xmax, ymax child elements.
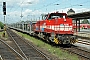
<box><xmin>33</xmin><ymin>12</ymin><xmax>77</xmax><ymax>44</ymax></box>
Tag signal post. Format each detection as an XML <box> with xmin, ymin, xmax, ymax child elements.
<box><xmin>2</xmin><ymin>2</ymin><xmax>6</xmax><ymax>37</ymax></box>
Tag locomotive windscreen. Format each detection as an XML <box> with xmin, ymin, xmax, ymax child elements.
<box><xmin>48</xmin><ymin>13</ymin><xmax>67</xmax><ymax>19</ymax></box>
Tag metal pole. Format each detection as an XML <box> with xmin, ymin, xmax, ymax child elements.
<box><xmin>3</xmin><ymin>15</ymin><xmax>6</xmax><ymax>37</ymax></box>
<box><xmin>76</xmin><ymin>19</ymin><xmax>77</xmax><ymax>32</ymax></box>
<box><xmin>4</xmin><ymin>15</ymin><xmax>5</xmax><ymax>24</ymax></box>
<box><xmin>78</xmin><ymin>19</ymin><xmax>80</xmax><ymax>32</ymax></box>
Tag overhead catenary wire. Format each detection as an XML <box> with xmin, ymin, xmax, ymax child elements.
<box><xmin>8</xmin><ymin>0</ymin><xmax>90</xmax><ymax>14</ymax></box>
<box><xmin>33</xmin><ymin>0</ymin><xmax>60</xmax><ymax>11</ymax></box>
<box><xmin>34</xmin><ymin>0</ymin><xmax>90</xmax><ymax>12</ymax></box>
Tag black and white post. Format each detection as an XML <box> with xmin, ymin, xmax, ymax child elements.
<box><xmin>3</xmin><ymin>2</ymin><xmax>6</xmax><ymax>37</ymax></box>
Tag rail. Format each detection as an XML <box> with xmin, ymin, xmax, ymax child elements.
<box><xmin>0</xmin><ymin>38</ymin><xmax>25</xmax><ymax>60</ymax></box>
<box><xmin>78</xmin><ymin>39</ymin><xmax>90</xmax><ymax>45</ymax></box>
<box><xmin>6</xmin><ymin>29</ymin><xmax>28</xmax><ymax>60</ymax></box>
<box><xmin>62</xmin><ymin>45</ymin><xmax>90</xmax><ymax>60</ymax></box>
<box><xmin>7</xmin><ymin>28</ymin><xmax>50</xmax><ymax>60</ymax></box>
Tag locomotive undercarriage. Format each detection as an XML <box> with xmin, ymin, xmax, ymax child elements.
<box><xmin>54</xmin><ymin>34</ymin><xmax>77</xmax><ymax>44</ymax></box>
<box><xmin>34</xmin><ymin>31</ymin><xmax>77</xmax><ymax>44</ymax></box>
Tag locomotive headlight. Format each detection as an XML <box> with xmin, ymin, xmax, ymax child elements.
<box><xmin>67</xmin><ymin>36</ymin><xmax>68</xmax><ymax>38</ymax></box>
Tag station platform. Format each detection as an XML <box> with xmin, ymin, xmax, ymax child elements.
<box><xmin>74</xmin><ymin>29</ymin><xmax>90</xmax><ymax>39</ymax></box>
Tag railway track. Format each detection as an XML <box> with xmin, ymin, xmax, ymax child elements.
<box><xmin>62</xmin><ymin>45</ymin><xmax>90</xmax><ymax>60</ymax></box>
<box><xmin>7</xmin><ymin>28</ymin><xmax>50</xmax><ymax>60</ymax></box>
<box><xmin>0</xmin><ymin>39</ymin><xmax>24</xmax><ymax>60</ymax></box>
<box><xmin>78</xmin><ymin>39</ymin><xmax>90</xmax><ymax>45</ymax></box>
<box><xmin>8</xmin><ymin>28</ymin><xmax>90</xmax><ymax>60</ymax></box>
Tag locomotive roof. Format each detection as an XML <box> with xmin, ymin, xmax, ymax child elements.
<box><xmin>45</xmin><ymin>12</ymin><xmax>67</xmax><ymax>16</ymax></box>
<box><xmin>41</xmin><ymin>12</ymin><xmax>68</xmax><ymax>20</ymax></box>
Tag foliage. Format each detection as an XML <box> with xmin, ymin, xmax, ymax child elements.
<box><xmin>0</xmin><ymin>21</ymin><xmax>4</xmax><ymax>29</ymax></box>
<box><xmin>81</xmin><ymin>19</ymin><xmax>89</xmax><ymax>24</ymax></box>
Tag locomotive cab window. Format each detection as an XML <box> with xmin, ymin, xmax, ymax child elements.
<box><xmin>44</xmin><ymin>15</ymin><xmax>48</xmax><ymax>20</ymax></box>
<box><xmin>48</xmin><ymin>13</ymin><xmax>66</xmax><ymax>20</ymax></box>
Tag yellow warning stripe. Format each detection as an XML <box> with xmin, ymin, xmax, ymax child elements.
<box><xmin>54</xmin><ymin>37</ymin><xmax>59</xmax><ymax>44</ymax></box>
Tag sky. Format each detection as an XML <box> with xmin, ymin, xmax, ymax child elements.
<box><xmin>0</xmin><ymin>0</ymin><xmax>90</xmax><ymax>24</ymax></box>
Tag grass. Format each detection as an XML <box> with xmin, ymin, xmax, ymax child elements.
<box><xmin>16</xmin><ymin>32</ymin><xmax>79</xmax><ymax>60</ymax></box>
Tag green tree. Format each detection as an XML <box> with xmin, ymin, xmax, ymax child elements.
<box><xmin>81</xmin><ymin>19</ymin><xmax>89</xmax><ymax>24</ymax></box>
<box><xmin>0</xmin><ymin>21</ymin><xmax>4</xmax><ymax>29</ymax></box>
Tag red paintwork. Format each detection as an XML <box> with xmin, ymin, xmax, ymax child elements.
<box><xmin>80</xmin><ymin>24</ymin><xmax>90</xmax><ymax>29</ymax></box>
<box><xmin>73</xmin><ymin>24</ymin><xmax>90</xmax><ymax>29</ymax></box>
<box><xmin>33</xmin><ymin>12</ymin><xmax>74</xmax><ymax>34</ymax></box>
